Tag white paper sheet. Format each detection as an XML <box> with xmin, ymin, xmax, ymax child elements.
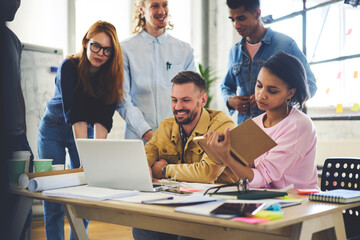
<box><xmin>115</xmin><ymin>192</ymin><xmax>218</xmax><ymax>206</ymax></box>
<box><xmin>42</xmin><ymin>185</ymin><xmax>138</xmax><ymax>201</ymax></box>
<box><xmin>28</xmin><ymin>172</ymin><xmax>87</xmax><ymax>192</ymax></box>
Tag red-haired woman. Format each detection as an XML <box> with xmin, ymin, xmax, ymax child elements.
<box><xmin>37</xmin><ymin>21</ymin><xmax>124</xmax><ymax>240</ymax></box>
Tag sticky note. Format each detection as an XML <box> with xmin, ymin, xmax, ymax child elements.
<box><xmin>336</xmin><ymin>104</ymin><xmax>343</xmax><ymax>113</ymax></box>
<box><xmin>346</xmin><ymin>28</ymin><xmax>352</xmax><ymax>35</ymax></box>
<box><xmin>232</xmin><ymin>217</ymin><xmax>270</xmax><ymax>224</ymax></box>
<box><xmin>282</xmin><ymin>195</ymin><xmax>303</xmax><ymax>202</ymax></box>
<box><xmin>337</xmin><ymin>72</ymin><xmax>342</xmax><ymax>79</ymax></box>
<box><xmin>351</xmin><ymin>103</ymin><xmax>360</xmax><ymax>112</ymax></box>
<box><xmin>354</xmin><ymin>71</ymin><xmax>358</xmax><ymax>79</ymax></box>
<box><xmin>179</xmin><ymin>187</ymin><xmax>202</xmax><ymax>193</ymax></box>
<box><xmin>253</xmin><ymin>210</ymin><xmax>284</xmax><ymax>220</ymax></box>
<box><xmin>296</xmin><ymin>189</ymin><xmax>321</xmax><ymax>195</ymax></box>
<box><xmin>316</xmin><ymin>77</ymin><xmax>319</xmax><ymax>82</ymax></box>
<box><xmin>326</xmin><ymin>88</ymin><xmax>330</xmax><ymax>94</ymax></box>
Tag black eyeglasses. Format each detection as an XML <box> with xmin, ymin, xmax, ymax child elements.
<box><xmin>203</xmin><ymin>178</ymin><xmax>249</xmax><ymax>196</ymax></box>
<box><xmin>89</xmin><ymin>41</ymin><xmax>113</xmax><ymax>57</ymax></box>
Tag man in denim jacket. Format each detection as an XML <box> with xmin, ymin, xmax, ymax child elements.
<box><xmin>221</xmin><ymin>0</ymin><xmax>317</xmax><ymax>125</ymax></box>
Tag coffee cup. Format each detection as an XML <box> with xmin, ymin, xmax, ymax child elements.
<box><xmin>8</xmin><ymin>159</ymin><xmax>26</xmax><ymax>185</ymax></box>
<box><xmin>12</xmin><ymin>151</ymin><xmax>31</xmax><ymax>173</ymax></box>
<box><xmin>33</xmin><ymin>159</ymin><xmax>53</xmax><ymax>172</ymax></box>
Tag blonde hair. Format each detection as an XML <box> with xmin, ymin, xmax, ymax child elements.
<box><xmin>132</xmin><ymin>0</ymin><xmax>173</xmax><ymax>34</ymax></box>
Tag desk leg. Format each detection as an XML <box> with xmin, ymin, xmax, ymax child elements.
<box><xmin>10</xmin><ymin>196</ymin><xmax>33</xmax><ymax>240</ymax></box>
<box><xmin>291</xmin><ymin>211</ymin><xmax>346</xmax><ymax>240</ymax></box>
<box><xmin>64</xmin><ymin>204</ymin><xmax>89</xmax><ymax>240</ymax></box>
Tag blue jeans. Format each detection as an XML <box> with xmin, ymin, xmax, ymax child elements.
<box><xmin>38</xmin><ymin>109</ymin><xmax>93</xmax><ymax>240</ymax></box>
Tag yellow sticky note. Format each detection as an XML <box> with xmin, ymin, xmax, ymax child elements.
<box><xmin>254</xmin><ymin>210</ymin><xmax>284</xmax><ymax>220</ymax></box>
<box><xmin>336</xmin><ymin>104</ymin><xmax>343</xmax><ymax>113</ymax></box>
<box><xmin>354</xmin><ymin>71</ymin><xmax>358</xmax><ymax>79</ymax></box>
<box><xmin>316</xmin><ymin>77</ymin><xmax>319</xmax><ymax>82</ymax></box>
<box><xmin>351</xmin><ymin>103</ymin><xmax>360</xmax><ymax>112</ymax></box>
<box><xmin>325</xmin><ymin>88</ymin><xmax>330</xmax><ymax>94</ymax></box>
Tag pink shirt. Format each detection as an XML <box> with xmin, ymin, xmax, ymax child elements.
<box><xmin>250</xmin><ymin>108</ymin><xmax>319</xmax><ymax>189</ymax></box>
<box><xmin>245</xmin><ymin>41</ymin><xmax>261</xmax><ymax>60</ymax></box>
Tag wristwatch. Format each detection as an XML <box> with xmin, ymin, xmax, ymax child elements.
<box><xmin>162</xmin><ymin>166</ymin><xmax>167</xmax><ymax>178</ymax></box>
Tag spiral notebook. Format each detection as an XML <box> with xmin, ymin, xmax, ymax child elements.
<box><xmin>309</xmin><ymin>189</ymin><xmax>360</xmax><ymax>204</ymax></box>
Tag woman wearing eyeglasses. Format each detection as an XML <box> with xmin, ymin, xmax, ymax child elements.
<box><xmin>204</xmin><ymin>52</ymin><xmax>318</xmax><ymax>190</ymax></box>
<box><xmin>37</xmin><ymin>21</ymin><xmax>124</xmax><ymax>240</ymax></box>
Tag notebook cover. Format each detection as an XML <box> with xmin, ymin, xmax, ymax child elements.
<box><xmin>210</xmin><ymin>190</ymin><xmax>287</xmax><ymax>200</ymax></box>
<box><xmin>309</xmin><ymin>189</ymin><xmax>360</xmax><ymax>204</ymax></box>
<box><xmin>194</xmin><ymin>119</ymin><xmax>277</xmax><ymax>166</ymax></box>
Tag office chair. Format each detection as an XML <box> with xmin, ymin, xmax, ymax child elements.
<box><xmin>320</xmin><ymin>158</ymin><xmax>360</xmax><ymax>240</ymax></box>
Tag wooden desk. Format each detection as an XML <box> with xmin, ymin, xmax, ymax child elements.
<box><xmin>11</xmin><ymin>189</ymin><xmax>358</xmax><ymax>240</ymax></box>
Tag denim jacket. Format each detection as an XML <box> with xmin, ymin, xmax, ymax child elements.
<box><xmin>221</xmin><ymin>28</ymin><xmax>317</xmax><ymax>125</ymax></box>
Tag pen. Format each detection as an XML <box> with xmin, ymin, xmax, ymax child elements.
<box><xmin>141</xmin><ymin>196</ymin><xmax>174</xmax><ymax>203</ymax></box>
<box><xmin>166</xmin><ymin>62</ymin><xmax>172</xmax><ymax>70</ymax></box>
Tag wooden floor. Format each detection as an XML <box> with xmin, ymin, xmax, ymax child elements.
<box><xmin>31</xmin><ymin>218</ymin><xmax>134</xmax><ymax>240</ymax></box>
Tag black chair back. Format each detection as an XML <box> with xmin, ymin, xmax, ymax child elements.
<box><xmin>321</xmin><ymin>158</ymin><xmax>360</xmax><ymax>239</ymax></box>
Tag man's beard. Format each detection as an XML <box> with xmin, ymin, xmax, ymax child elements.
<box><xmin>174</xmin><ymin>109</ymin><xmax>198</xmax><ymax>125</ymax></box>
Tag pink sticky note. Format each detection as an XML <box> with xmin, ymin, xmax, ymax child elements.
<box><xmin>232</xmin><ymin>217</ymin><xmax>270</xmax><ymax>224</ymax></box>
<box><xmin>337</xmin><ymin>72</ymin><xmax>342</xmax><ymax>79</ymax></box>
<box><xmin>179</xmin><ymin>187</ymin><xmax>202</xmax><ymax>193</ymax></box>
<box><xmin>346</xmin><ymin>28</ymin><xmax>352</xmax><ymax>35</ymax></box>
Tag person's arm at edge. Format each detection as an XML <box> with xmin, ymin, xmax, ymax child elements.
<box><xmin>116</xmin><ymin>48</ymin><xmax>152</xmax><ymax>139</ymax></box>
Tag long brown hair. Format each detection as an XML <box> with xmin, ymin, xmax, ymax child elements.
<box><xmin>69</xmin><ymin>20</ymin><xmax>124</xmax><ymax>104</ymax></box>
<box><xmin>132</xmin><ymin>0</ymin><xmax>173</xmax><ymax>34</ymax></box>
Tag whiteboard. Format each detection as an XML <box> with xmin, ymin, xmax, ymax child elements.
<box><xmin>20</xmin><ymin>43</ymin><xmax>64</xmax><ymax>157</ymax></box>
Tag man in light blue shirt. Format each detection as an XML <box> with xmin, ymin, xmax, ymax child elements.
<box><xmin>116</xmin><ymin>0</ymin><xmax>196</xmax><ymax>142</ymax></box>
<box><xmin>221</xmin><ymin>0</ymin><xmax>317</xmax><ymax>125</ymax></box>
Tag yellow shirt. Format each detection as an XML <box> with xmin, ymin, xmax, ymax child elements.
<box><xmin>145</xmin><ymin>108</ymin><xmax>238</xmax><ymax>183</ymax></box>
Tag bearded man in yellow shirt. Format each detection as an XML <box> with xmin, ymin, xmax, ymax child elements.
<box><xmin>147</xmin><ymin>71</ymin><xmax>237</xmax><ymax>184</ymax></box>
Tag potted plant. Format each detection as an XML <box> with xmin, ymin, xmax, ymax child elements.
<box><xmin>198</xmin><ymin>64</ymin><xmax>217</xmax><ymax>108</ymax></box>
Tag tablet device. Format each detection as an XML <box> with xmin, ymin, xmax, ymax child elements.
<box><xmin>210</xmin><ymin>202</ymin><xmax>266</xmax><ymax>217</ymax></box>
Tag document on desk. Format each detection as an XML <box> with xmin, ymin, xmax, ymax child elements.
<box><xmin>115</xmin><ymin>192</ymin><xmax>218</xmax><ymax>206</ymax></box>
<box><xmin>42</xmin><ymin>185</ymin><xmax>138</xmax><ymax>201</ymax></box>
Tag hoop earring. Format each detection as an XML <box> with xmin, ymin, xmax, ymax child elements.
<box><xmin>285</xmin><ymin>98</ymin><xmax>291</xmax><ymax>115</ymax></box>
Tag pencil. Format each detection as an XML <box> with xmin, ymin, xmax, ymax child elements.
<box><xmin>141</xmin><ymin>197</ymin><xmax>174</xmax><ymax>203</ymax></box>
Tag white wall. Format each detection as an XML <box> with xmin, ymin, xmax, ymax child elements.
<box><xmin>7</xmin><ymin>0</ymin><xmax>68</xmax><ymax>52</ymax></box>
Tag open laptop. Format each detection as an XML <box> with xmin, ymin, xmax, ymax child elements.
<box><xmin>75</xmin><ymin>139</ymin><xmax>154</xmax><ymax>192</ymax></box>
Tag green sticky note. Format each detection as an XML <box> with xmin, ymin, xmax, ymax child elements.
<box><xmin>351</xmin><ymin>103</ymin><xmax>360</xmax><ymax>112</ymax></box>
<box><xmin>282</xmin><ymin>195</ymin><xmax>303</xmax><ymax>202</ymax></box>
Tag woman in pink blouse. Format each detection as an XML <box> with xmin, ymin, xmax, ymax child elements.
<box><xmin>205</xmin><ymin>52</ymin><xmax>318</xmax><ymax>189</ymax></box>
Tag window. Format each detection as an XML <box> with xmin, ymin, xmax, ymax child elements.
<box><xmin>262</xmin><ymin>1</ymin><xmax>360</xmax><ymax>108</ymax></box>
